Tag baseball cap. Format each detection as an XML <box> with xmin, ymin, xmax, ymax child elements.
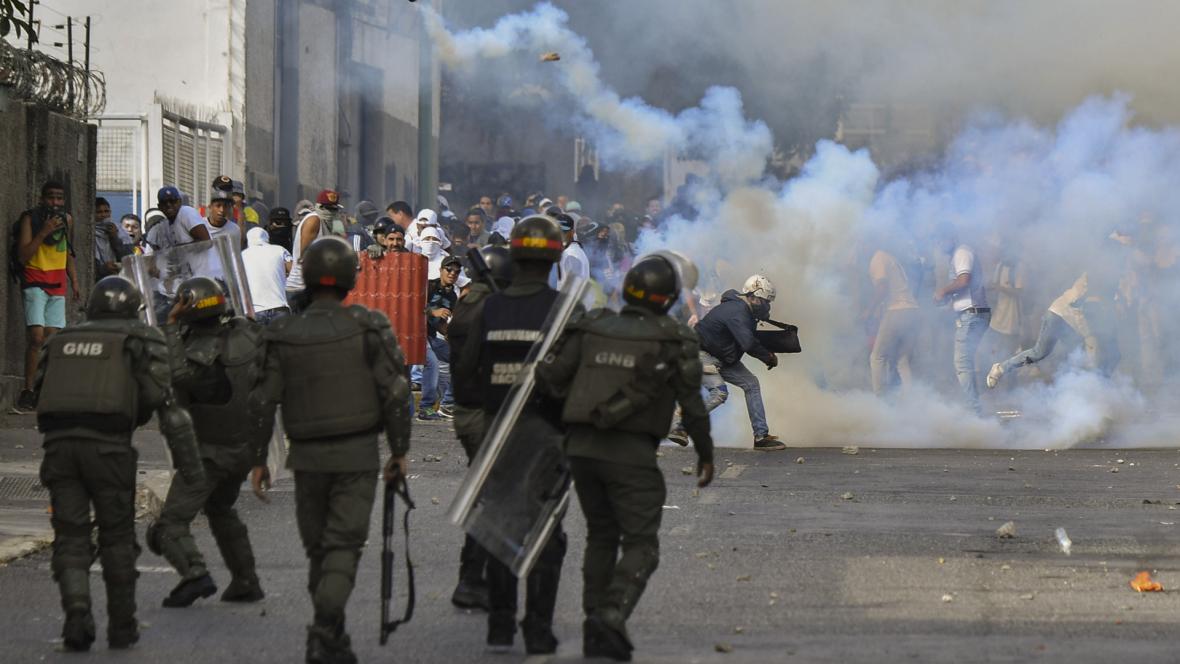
<box><xmin>566</xmin><ymin>201</ymin><xmax>582</xmax><ymax>212</ymax></box>
<box><xmin>555</xmin><ymin>213</ymin><xmax>575</xmax><ymax>232</ymax></box>
<box><xmin>157</xmin><ymin>186</ymin><xmax>182</xmax><ymax>203</ymax></box>
<box><xmin>231</xmin><ymin>179</ymin><xmax>245</xmax><ymax>197</ymax></box>
<box><xmin>496</xmin><ymin>195</ymin><xmax>513</xmax><ymax>209</ymax></box>
<box><xmin>269</xmin><ymin>207</ymin><xmax>292</xmax><ymax>223</ymax></box>
<box><xmin>210</xmin><ymin>175</ymin><xmax>234</xmax><ymax>202</ymax></box>
<box><xmin>441</xmin><ymin>255</ymin><xmax>463</xmax><ymax>270</ymax></box>
<box><xmin>316</xmin><ymin>189</ymin><xmax>341</xmax><ymax>208</ymax></box>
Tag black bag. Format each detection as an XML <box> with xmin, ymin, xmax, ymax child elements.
<box><xmin>755</xmin><ymin>319</ymin><xmax>802</xmax><ymax>354</ymax></box>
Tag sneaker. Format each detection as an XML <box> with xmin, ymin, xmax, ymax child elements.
<box><xmin>666</xmin><ymin>429</ymin><xmax>690</xmax><ymax>447</ymax></box>
<box><xmin>438</xmin><ymin>405</ymin><xmax>455</xmax><ymax>420</ymax></box>
<box><xmin>10</xmin><ymin>389</ymin><xmax>36</xmax><ymax>414</ymax></box>
<box><xmin>986</xmin><ymin>363</ymin><xmax>1004</xmax><ymax>389</ymax></box>
<box><xmin>162</xmin><ymin>573</ymin><xmax>217</xmax><ymax>608</ymax></box>
<box><xmin>416</xmin><ymin>408</ymin><xmax>443</xmax><ymax>422</ymax></box>
<box><xmin>753</xmin><ymin>435</ymin><xmax>786</xmax><ymax>451</ymax></box>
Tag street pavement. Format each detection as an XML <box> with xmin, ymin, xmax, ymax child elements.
<box><xmin>3</xmin><ymin>414</ymin><xmax>1180</xmax><ymax>662</ymax></box>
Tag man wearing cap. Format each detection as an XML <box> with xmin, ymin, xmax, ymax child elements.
<box><xmin>265</xmin><ymin>207</ymin><xmax>294</xmax><ymax>254</ymax></box>
<box><xmin>144</xmin><ymin>186</ymin><xmax>214</xmax><ymax>320</ymax></box>
<box><xmin>230</xmin><ymin>180</ymin><xmax>259</xmax><ymax>228</ymax></box>
<box><xmin>207</xmin><ymin>176</ymin><xmax>244</xmax><ymax>249</ymax></box>
<box><xmin>419</xmin><ymin>255</ymin><xmax>463</xmax><ymax>421</ymax></box>
<box><xmin>285</xmin><ymin>189</ymin><xmax>346</xmax><ymax>313</ymax></box>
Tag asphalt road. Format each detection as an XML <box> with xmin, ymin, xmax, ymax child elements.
<box><xmin>3</xmin><ymin>419</ymin><xmax>1180</xmax><ymax>663</ymax></box>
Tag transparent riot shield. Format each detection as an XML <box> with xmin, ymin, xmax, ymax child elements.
<box><xmin>448</xmin><ymin>274</ymin><xmax>589</xmax><ymax>577</ymax></box>
<box><xmin>120</xmin><ymin>234</ymin><xmax>254</xmax><ymax>325</ymax></box>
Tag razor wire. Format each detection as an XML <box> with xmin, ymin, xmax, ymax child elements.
<box><xmin>0</xmin><ymin>39</ymin><xmax>105</xmax><ymax>117</ymax></box>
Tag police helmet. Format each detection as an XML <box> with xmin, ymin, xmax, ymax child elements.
<box><xmin>509</xmin><ymin>214</ymin><xmax>564</xmax><ymax>263</ymax></box>
<box><xmin>478</xmin><ymin>245</ymin><xmax>515</xmax><ymax>289</ymax></box>
<box><xmin>622</xmin><ymin>255</ymin><xmax>680</xmax><ymax>313</ymax></box>
<box><xmin>175</xmin><ymin>277</ymin><xmax>228</xmax><ymax>323</ymax></box>
<box><xmin>303</xmin><ymin>236</ymin><xmax>359</xmax><ymax>291</ymax></box>
<box><xmin>87</xmin><ymin>276</ymin><xmax>143</xmax><ymax>320</ymax></box>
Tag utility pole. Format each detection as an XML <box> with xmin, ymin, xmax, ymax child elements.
<box><xmin>27</xmin><ymin>0</ymin><xmax>35</xmax><ymax>51</ymax></box>
<box><xmin>415</xmin><ymin>0</ymin><xmax>440</xmax><ymax>213</ymax></box>
<box><xmin>84</xmin><ymin>16</ymin><xmax>91</xmax><ymax>111</ymax></box>
<box><xmin>66</xmin><ymin>16</ymin><xmax>74</xmax><ymax>108</ymax></box>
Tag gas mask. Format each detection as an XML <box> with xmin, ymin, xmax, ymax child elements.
<box><xmin>750</xmin><ymin>297</ymin><xmax>771</xmax><ymax>321</ymax></box>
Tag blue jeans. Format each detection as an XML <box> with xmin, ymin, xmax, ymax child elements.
<box><xmin>253</xmin><ymin>307</ymin><xmax>290</xmax><ymax>326</ymax></box>
<box><xmin>1000</xmin><ymin>311</ymin><xmax>1067</xmax><ymax>373</ymax></box>
<box><xmin>953</xmin><ymin>310</ymin><xmax>991</xmax><ymax>415</ymax></box>
<box><xmin>700</xmin><ymin>352</ymin><xmax>769</xmax><ymax>439</ymax></box>
<box><xmin>420</xmin><ymin>336</ymin><xmax>452</xmax><ymax>411</ymax></box>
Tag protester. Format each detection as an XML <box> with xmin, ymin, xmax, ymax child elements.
<box><xmin>932</xmin><ymin>232</ymin><xmax>990</xmax><ymax>415</ymax></box>
<box><xmin>11</xmin><ymin>181</ymin><xmax>81</xmax><ymax>414</ymax></box>
<box><xmin>242</xmin><ymin>227</ymin><xmax>293</xmax><ymax>325</ymax></box>
<box><xmin>93</xmin><ymin>197</ymin><xmax>132</xmax><ymax>279</ymax></box>
<box><xmin>866</xmin><ymin>243</ymin><xmax>920</xmax><ymax>395</ymax></box>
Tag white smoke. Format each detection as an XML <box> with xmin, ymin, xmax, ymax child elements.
<box><xmin>425</xmin><ymin>3</ymin><xmax>1180</xmax><ymax>449</ymax></box>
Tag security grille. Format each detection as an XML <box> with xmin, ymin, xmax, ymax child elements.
<box><xmin>96</xmin><ymin>126</ymin><xmax>135</xmax><ymax>190</ymax></box>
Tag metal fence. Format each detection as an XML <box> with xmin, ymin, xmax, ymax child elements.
<box><xmin>0</xmin><ymin>38</ymin><xmax>105</xmax><ymax>117</ymax></box>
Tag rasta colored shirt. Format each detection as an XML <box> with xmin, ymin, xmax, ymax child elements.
<box><xmin>23</xmin><ymin>211</ymin><xmax>70</xmax><ymax>295</ymax></box>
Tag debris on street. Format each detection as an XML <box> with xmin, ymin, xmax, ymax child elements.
<box><xmin>996</xmin><ymin>521</ymin><xmax>1017</xmax><ymax>538</ymax></box>
<box><xmin>842</xmin><ymin>446</ymin><xmax>859</xmax><ymax>455</ymax></box>
<box><xmin>1055</xmin><ymin>528</ymin><xmax>1072</xmax><ymax>555</ymax></box>
<box><xmin>1130</xmin><ymin>571</ymin><xmax>1163</xmax><ymax>592</ymax></box>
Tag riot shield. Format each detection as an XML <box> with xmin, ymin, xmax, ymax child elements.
<box><xmin>448</xmin><ymin>274</ymin><xmax>588</xmax><ymax>577</ymax></box>
<box><xmin>120</xmin><ymin>234</ymin><xmax>254</xmax><ymax>325</ymax></box>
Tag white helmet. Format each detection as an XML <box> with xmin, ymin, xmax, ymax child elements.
<box><xmin>742</xmin><ymin>274</ymin><xmax>776</xmax><ymax>302</ymax></box>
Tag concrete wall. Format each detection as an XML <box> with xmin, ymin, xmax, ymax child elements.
<box><xmin>0</xmin><ymin>100</ymin><xmax>97</xmax><ymax>400</ymax></box>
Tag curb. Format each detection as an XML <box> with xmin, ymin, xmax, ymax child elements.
<box><xmin>0</xmin><ymin>469</ymin><xmax>174</xmax><ymax>566</ymax></box>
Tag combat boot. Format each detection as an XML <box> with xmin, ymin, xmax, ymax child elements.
<box><xmin>221</xmin><ymin>575</ymin><xmax>265</xmax><ymax>602</ymax></box>
<box><xmin>57</xmin><ymin>568</ymin><xmax>94</xmax><ymax>651</ymax></box>
<box><xmin>101</xmin><ymin>544</ymin><xmax>141</xmax><ymax>649</ymax></box>
<box><xmin>210</xmin><ymin>511</ymin><xmax>263</xmax><ymax>602</ymax></box>
<box><xmin>486</xmin><ymin>610</ymin><xmax>515</xmax><ymax>652</ymax></box>
<box><xmin>521</xmin><ymin>617</ymin><xmax>559</xmax><ymax>655</ymax></box>
<box><xmin>62</xmin><ymin>610</ymin><xmax>96</xmax><ymax>652</ymax></box>
<box><xmin>306</xmin><ymin>621</ymin><xmax>357</xmax><ymax>664</ymax></box>
<box><xmin>451</xmin><ymin>538</ymin><xmax>489</xmax><ymax>610</ymax></box>
<box><xmin>586</xmin><ymin>609</ymin><xmax>633</xmax><ymax>661</ymax></box>
<box><xmin>162</xmin><ymin>573</ymin><xmax>217</xmax><ymax>608</ymax></box>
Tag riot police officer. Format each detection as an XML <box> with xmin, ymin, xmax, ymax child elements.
<box><xmin>148</xmin><ymin>277</ymin><xmax>268</xmax><ymax>607</ymax></box>
<box><xmin>36</xmin><ymin>276</ymin><xmax>205</xmax><ymax>651</ymax></box>
<box><xmin>250</xmin><ymin>237</ymin><xmax>411</xmax><ymax>664</ymax></box>
<box><xmin>453</xmin><ymin>215</ymin><xmax>569</xmax><ymax>654</ymax></box>
<box><xmin>447</xmin><ymin>245</ymin><xmax>514</xmax><ymax>610</ymax></box>
<box><xmin>536</xmin><ymin>253</ymin><xmax>715</xmax><ymax>661</ymax></box>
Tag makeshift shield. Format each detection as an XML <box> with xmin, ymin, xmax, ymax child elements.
<box><xmin>120</xmin><ymin>234</ymin><xmax>254</xmax><ymax>325</ymax></box>
<box><xmin>448</xmin><ymin>274</ymin><xmax>588</xmax><ymax>577</ymax></box>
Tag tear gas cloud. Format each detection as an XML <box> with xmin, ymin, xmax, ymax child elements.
<box><xmin>425</xmin><ymin>3</ymin><xmax>1180</xmax><ymax>449</ymax></box>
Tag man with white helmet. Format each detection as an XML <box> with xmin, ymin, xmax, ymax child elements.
<box><xmin>669</xmin><ymin>274</ymin><xmax>784</xmax><ymax>450</ymax></box>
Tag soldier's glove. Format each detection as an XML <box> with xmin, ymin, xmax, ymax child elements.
<box><xmin>367</xmin><ymin>244</ymin><xmax>386</xmax><ymax>260</ymax></box>
<box><xmin>763</xmin><ymin>354</ymin><xmax>779</xmax><ymax>370</ymax></box>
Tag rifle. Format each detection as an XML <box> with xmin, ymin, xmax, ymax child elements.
<box><xmin>380</xmin><ymin>472</ymin><xmax>416</xmax><ymax>646</ymax></box>
<box><xmin>465</xmin><ymin>247</ymin><xmax>500</xmax><ymax>293</ymax></box>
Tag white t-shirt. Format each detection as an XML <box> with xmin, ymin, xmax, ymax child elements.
<box><xmin>242</xmin><ymin>240</ymin><xmax>292</xmax><ymax>313</ymax></box>
<box><xmin>144</xmin><ymin>205</ymin><xmax>209</xmax><ymax>296</ymax></box>
<box><xmin>948</xmin><ymin>244</ymin><xmax>988</xmax><ymax>312</ymax></box>
<box><xmin>203</xmin><ymin>218</ymin><xmax>241</xmax><ymax>282</ymax></box>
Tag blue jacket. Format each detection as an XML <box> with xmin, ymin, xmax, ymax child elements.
<box><xmin>694</xmin><ymin>290</ymin><xmax>773</xmax><ymax>366</ymax></box>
